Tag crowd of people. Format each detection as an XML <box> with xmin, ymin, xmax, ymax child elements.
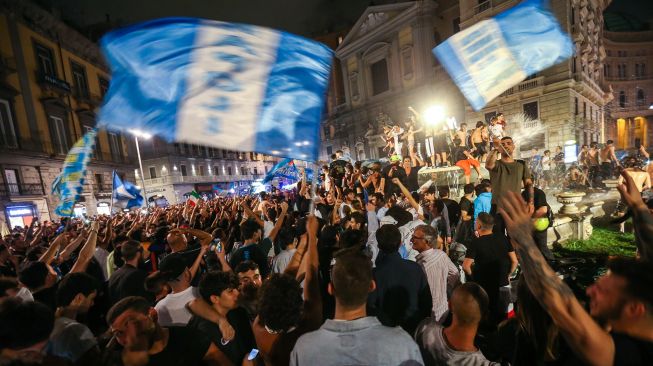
<box><xmin>1</xmin><ymin>126</ymin><xmax>653</xmax><ymax>365</ymax></box>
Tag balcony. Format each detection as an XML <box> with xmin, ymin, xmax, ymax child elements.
<box><xmin>35</xmin><ymin>72</ymin><xmax>71</xmax><ymax>94</ymax></box>
<box><xmin>0</xmin><ymin>183</ymin><xmax>44</xmax><ymax>197</ymax></box>
<box><xmin>143</xmin><ymin>174</ymin><xmax>257</xmax><ymax>186</ymax></box>
<box><xmin>605</xmin><ymin>75</ymin><xmax>651</xmax><ymax>82</ymax></box>
<box><xmin>499</xmin><ymin>76</ymin><xmax>544</xmax><ymax>97</ymax></box>
<box><xmin>462</xmin><ymin>0</ymin><xmax>514</xmax><ymax>23</ymax></box>
<box><xmin>73</xmin><ymin>89</ymin><xmax>103</xmax><ymax>107</ymax></box>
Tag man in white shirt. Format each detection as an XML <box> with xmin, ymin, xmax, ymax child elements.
<box><xmin>153</xmin><ymin>253</ymin><xmax>199</xmax><ymax>326</ymax></box>
<box><xmin>272</xmin><ymin>227</ymin><xmax>298</xmax><ymax>274</ymax></box>
<box><xmin>412</xmin><ymin>225</ymin><xmax>460</xmax><ymax>321</ymax></box>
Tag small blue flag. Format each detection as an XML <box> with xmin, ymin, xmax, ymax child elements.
<box><xmin>52</xmin><ymin>130</ymin><xmax>97</xmax><ymax>216</ymax></box>
<box><xmin>112</xmin><ymin>171</ymin><xmax>144</xmax><ymax>209</ymax></box>
<box><xmin>97</xmin><ymin>18</ymin><xmax>332</xmax><ymax>161</ymax></box>
<box><xmin>263</xmin><ymin>158</ymin><xmax>298</xmax><ymax>184</ymax></box>
<box><xmin>433</xmin><ymin>0</ymin><xmax>573</xmax><ymax>111</ymax></box>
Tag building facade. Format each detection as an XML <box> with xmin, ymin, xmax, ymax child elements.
<box><xmin>137</xmin><ymin>139</ymin><xmax>276</xmax><ymax>205</ymax></box>
<box><xmin>0</xmin><ymin>0</ymin><xmax>137</xmax><ymax>227</ymax></box>
<box><xmin>460</xmin><ymin>0</ymin><xmax>612</xmax><ymax>157</ymax></box>
<box><xmin>320</xmin><ymin>0</ymin><xmax>465</xmax><ymax>161</ymax></box>
<box><xmin>320</xmin><ymin>0</ymin><xmax>619</xmax><ymax>161</ymax></box>
<box><xmin>602</xmin><ymin>17</ymin><xmax>653</xmax><ymax>150</ymax></box>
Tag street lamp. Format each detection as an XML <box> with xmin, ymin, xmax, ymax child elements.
<box><xmin>129</xmin><ymin>129</ymin><xmax>152</xmax><ymax>208</ymax></box>
<box><xmin>424</xmin><ymin>105</ymin><xmax>446</xmax><ymax>126</ymax></box>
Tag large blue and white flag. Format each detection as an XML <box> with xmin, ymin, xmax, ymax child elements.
<box><xmin>112</xmin><ymin>171</ymin><xmax>144</xmax><ymax>209</ymax></box>
<box><xmin>52</xmin><ymin>130</ymin><xmax>97</xmax><ymax>216</ymax></box>
<box><xmin>262</xmin><ymin>158</ymin><xmax>297</xmax><ymax>184</ymax></box>
<box><xmin>98</xmin><ymin>18</ymin><xmax>333</xmax><ymax>161</ymax></box>
<box><xmin>433</xmin><ymin>0</ymin><xmax>573</xmax><ymax>111</ymax></box>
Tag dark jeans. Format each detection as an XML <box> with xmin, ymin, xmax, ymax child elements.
<box><xmin>533</xmin><ymin>228</ymin><xmax>555</xmax><ymax>262</ymax></box>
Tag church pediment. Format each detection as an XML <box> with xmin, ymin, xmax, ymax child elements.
<box><xmin>336</xmin><ymin>1</ymin><xmax>424</xmax><ymax>56</ymax></box>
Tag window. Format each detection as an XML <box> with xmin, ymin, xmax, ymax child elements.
<box><xmin>484</xmin><ymin>111</ymin><xmax>497</xmax><ymax>124</ymax></box>
<box><xmin>326</xmin><ymin>146</ymin><xmax>333</xmax><ymax>156</ymax></box>
<box><xmin>241</xmin><ymin>167</ymin><xmax>247</xmax><ymax>175</ymax></box>
<box><xmin>98</xmin><ymin>76</ymin><xmax>109</xmax><ymax>97</ymax></box>
<box><xmin>523</xmin><ymin>101</ymin><xmax>538</xmax><ymax>120</ymax></box>
<box><xmin>370</xmin><ymin>59</ymin><xmax>389</xmax><ymax>95</ymax></box>
<box><xmin>34</xmin><ymin>43</ymin><xmax>56</xmax><ymax>77</ymax></box>
<box><xmin>94</xmin><ymin>173</ymin><xmax>103</xmax><ymax>186</ymax></box>
<box><xmin>571</xmin><ymin>7</ymin><xmax>575</xmax><ymax>25</ymax></box>
<box><xmin>71</xmin><ymin>61</ymin><xmax>89</xmax><ymax>98</ymax></box>
<box><xmin>618</xmin><ymin>64</ymin><xmax>626</xmax><ymax>78</ymax></box>
<box><xmin>637</xmin><ymin>89</ymin><xmax>646</xmax><ymax>106</ymax></box>
<box><xmin>401</xmin><ymin>48</ymin><xmax>413</xmax><ymax>79</ymax></box>
<box><xmin>583</xmin><ymin>102</ymin><xmax>587</xmax><ymax>118</ymax></box>
<box><xmin>254</xmin><ymin>167</ymin><xmax>259</xmax><ymax>175</ymax></box>
<box><xmin>619</xmin><ymin>91</ymin><xmax>626</xmax><ymax>108</ymax></box>
<box><xmin>49</xmin><ymin>115</ymin><xmax>68</xmax><ymax>155</ymax></box>
<box><xmin>149</xmin><ymin>166</ymin><xmax>157</xmax><ymax>179</ymax></box>
<box><xmin>453</xmin><ymin>17</ymin><xmax>460</xmax><ymax>33</ymax></box>
<box><xmin>635</xmin><ymin>63</ymin><xmax>646</xmax><ymax>78</ymax></box>
<box><xmin>574</xmin><ymin>97</ymin><xmax>579</xmax><ymax>115</ymax></box>
<box><xmin>180</xmin><ymin>165</ymin><xmax>188</xmax><ymax>176</ymax></box>
<box><xmin>604</xmin><ymin>64</ymin><xmax>610</xmax><ymax>77</ymax></box>
<box><xmin>0</xmin><ymin>99</ymin><xmax>17</xmax><ymax>148</ymax></box>
<box><xmin>108</xmin><ymin>132</ymin><xmax>123</xmax><ymax>162</ymax></box>
<box><xmin>214</xmin><ymin>166</ymin><xmax>219</xmax><ymax>176</ymax></box>
<box><xmin>572</xmin><ymin>57</ymin><xmax>577</xmax><ymax>73</ymax></box>
<box><xmin>199</xmin><ymin>165</ymin><xmax>205</xmax><ymax>176</ymax></box>
<box><xmin>227</xmin><ymin>166</ymin><xmax>232</xmax><ymax>175</ymax></box>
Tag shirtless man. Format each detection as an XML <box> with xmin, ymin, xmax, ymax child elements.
<box><xmin>450</xmin><ymin>123</ymin><xmax>468</xmax><ymax>148</ymax></box>
<box><xmin>600</xmin><ymin>140</ymin><xmax>621</xmax><ymax>179</ymax></box>
<box><xmin>577</xmin><ymin>144</ymin><xmax>590</xmax><ymax>186</ymax></box>
<box><xmin>487</xmin><ymin>116</ymin><xmax>504</xmax><ymax>148</ymax></box>
<box><xmin>402</xmin><ymin>116</ymin><xmax>423</xmax><ymax>164</ymax></box>
<box><xmin>588</xmin><ymin>142</ymin><xmax>600</xmax><ymax>186</ymax></box>
<box><xmin>409</xmin><ymin>106</ymin><xmax>437</xmax><ymax>167</ymax></box>
<box><xmin>470</xmin><ymin>121</ymin><xmax>489</xmax><ymax>162</ymax></box>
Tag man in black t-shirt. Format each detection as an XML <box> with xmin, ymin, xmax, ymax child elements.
<box><xmin>439</xmin><ymin>186</ymin><xmax>461</xmax><ymax>228</ymax></box>
<box><xmin>188</xmin><ymin>271</ymin><xmax>257</xmax><ymax>365</ymax></box>
<box><xmin>381</xmin><ymin>155</ymin><xmax>407</xmax><ymax>197</ymax></box>
<box><xmin>105</xmin><ymin>296</ymin><xmax>231</xmax><ymax>365</ymax></box>
<box><xmin>229</xmin><ymin>220</ymin><xmax>272</xmax><ymax>279</ymax></box>
<box><xmin>455</xmin><ymin>183</ymin><xmax>475</xmax><ymax>246</ymax></box>
<box><xmin>462</xmin><ymin>213</ymin><xmax>517</xmax><ymax>324</ymax></box>
<box><xmin>521</xmin><ymin>186</ymin><xmax>555</xmax><ymax>262</ymax></box>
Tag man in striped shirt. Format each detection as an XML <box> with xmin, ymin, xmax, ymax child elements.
<box><xmin>412</xmin><ymin>225</ymin><xmax>460</xmax><ymax>322</ymax></box>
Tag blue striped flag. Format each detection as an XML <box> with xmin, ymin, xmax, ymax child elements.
<box><xmin>52</xmin><ymin>130</ymin><xmax>97</xmax><ymax>216</ymax></box>
<box><xmin>262</xmin><ymin>158</ymin><xmax>297</xmax><ymax>184</ymax></box>
<box><xmin>112</xmin><ymin>171</ymin><xmax>144</xmax><ymax>209</ymax></box>
<box><xmin>433</xmin><ymin>0</ymin><xmax>573</xmax><ymax>111</ymax></box>
<box><xmin>97</xmin><ymin>18</ymin><xmax>332</xmax><ymax>161</ymax></box>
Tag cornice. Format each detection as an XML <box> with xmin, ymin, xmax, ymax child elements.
<box><xmin>0</xmin><ymin>0</ymin><xmax>109</xmax><ymax>73</ymax></box>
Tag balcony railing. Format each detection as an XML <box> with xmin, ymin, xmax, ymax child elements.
<box><xmin>499</xmin><ymin>76</ymin><xmax>544</xmax><ymax>97</ymax></box>
<box><xmin>605</xmin><ymin>75</ymin><xmax>650</xmax><ymax>82</ymax></box>
<box><xmin>35</xmin><ymin>71</ymin><xmax>71</xmax><ymax>94</ymax></box>
<box><xmin>144</xmin><ymin>174</ymin><xmax>257</xmax><ymax>186</ymax></box>
<box><xmin>0</xmin><ymin>183</ymin><xmax>44</xmax><ymax>197</ymax></box>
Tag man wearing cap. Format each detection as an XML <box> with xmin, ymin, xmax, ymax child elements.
<box><xmin>381</xmin><ymin>155</ymin><xmax>407</xmax><ymax>197</ymax></box>
<box><xmin>152</xmin><ymin>253</ymin><xmax>200</xmax><ymax>327</ymax></box>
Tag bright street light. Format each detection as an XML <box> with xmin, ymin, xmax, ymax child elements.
<box><xmin>424</xmin><ymin>105</ymin><xmax>446</xmax><ymax>126</ymax></box>
<box><xmin>128</xmin><ymin>129</ymin><xmax>152</xmax><ymax>139</ymax></box>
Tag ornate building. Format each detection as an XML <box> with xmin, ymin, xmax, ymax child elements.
<box><xmin>602</xmin><ymin>14</ymin><xmax>653</xmax><ymax>150</ymax></box>
<box><xmin>0</xmin><ymin>0</ymin><xmax>137</xmax><ymax>224</ymax></box>
<box><xmin>320</xmin><ymin>0</ymin><xmax>465</xmax><ymax>161</ymax></box>
<box><xmin>460</xmin><ymin>0</ymin><xmax>613</xmax><ymax>156</ymax></box>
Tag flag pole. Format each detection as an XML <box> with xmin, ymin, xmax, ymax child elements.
<box><xmin>308</xmin><ymin>161</ymin><xmax>318</xmax><ymax>215</ymax></box>
<box><xmin>109</xmin><ymin>171</ymin><xmax>115</xmax><ymax>216</ymax></box>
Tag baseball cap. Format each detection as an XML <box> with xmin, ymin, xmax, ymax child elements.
<box><xmin>159</xmin><ymin>253</ymin><xmax>187</xmax><ymax>281</ymax></box>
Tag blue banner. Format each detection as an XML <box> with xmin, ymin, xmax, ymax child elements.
<box><xmin>433</xmin><ymin>0</ymin><xmax>572</xmax><ymax>111</ymax></box>
<box><xmin>97</xmin><ymin>18</ymin><xmax>332</xmax><ymax>161</ymax></box>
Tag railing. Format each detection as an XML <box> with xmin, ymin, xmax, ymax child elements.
<box><xmin>475</xmin><ymin>0</ymin><xmax>492</xmax><ymax>14</ymax></box>
<box><xmin>73</xmin><ymin>90</ymin><xmax>103</xmax><ymax>106</ymax></box>
<box><xmin>35</xmin><ymin>71</ymin><xmax>71</xmax><ymax>94</ymax></box>
<box><xmin>0</xmin><ymin>183</ymin><xmax>44</xmax><ymax>197</ymax></box>
<box><xmin>605</xmin><ymin>75</ymin><xmax>651</xmax><ymax>81</ymax></box>
<box><xmin>144</xmin><ymin>174</ymin><xmax>257</xmax><ymax>186</ymax></box>
<box><xmin>499</xmin><ymin>76</ymin><xmax>544</xmax><ymax>97</ymax></box>
<box><xmin>574</xmin><ymin>74</ymin><xmax>607</xmax><ymax>98</ymax></box>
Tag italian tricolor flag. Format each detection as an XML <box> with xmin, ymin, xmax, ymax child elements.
<box><xmin>187</xmin><ymin>190</ymin><xmax>201</xmax><ymax>206</ymax></box>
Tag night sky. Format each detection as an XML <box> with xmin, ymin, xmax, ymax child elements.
<box><xmin>41</xmin><ymin>0</ymin><xmax>653</xmax><ymax>38</ymax></box>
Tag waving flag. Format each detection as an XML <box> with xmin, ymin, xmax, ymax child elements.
<box><xmin>112</xmin><ymin>171</ymin><xmax>144</xmax><ymax>209</ymax></box>
<box><xmin>52</xmin><ymin>130</ymin><xmax>97</xmax><ymax>216</ymax></box>
<box><xmin>262</xmin><ymin>158</ymin><xmax>298</xmax><ymax>184</ymax></box>
<box><xmin>98</xmin><ymin>18</ymin><xmax>332</xmax><ymax>161</ymax></box>
<box><xmin>433</xmin><ymin>0</ymin><xmax>573</xmax><ymax>111</ymax></box>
